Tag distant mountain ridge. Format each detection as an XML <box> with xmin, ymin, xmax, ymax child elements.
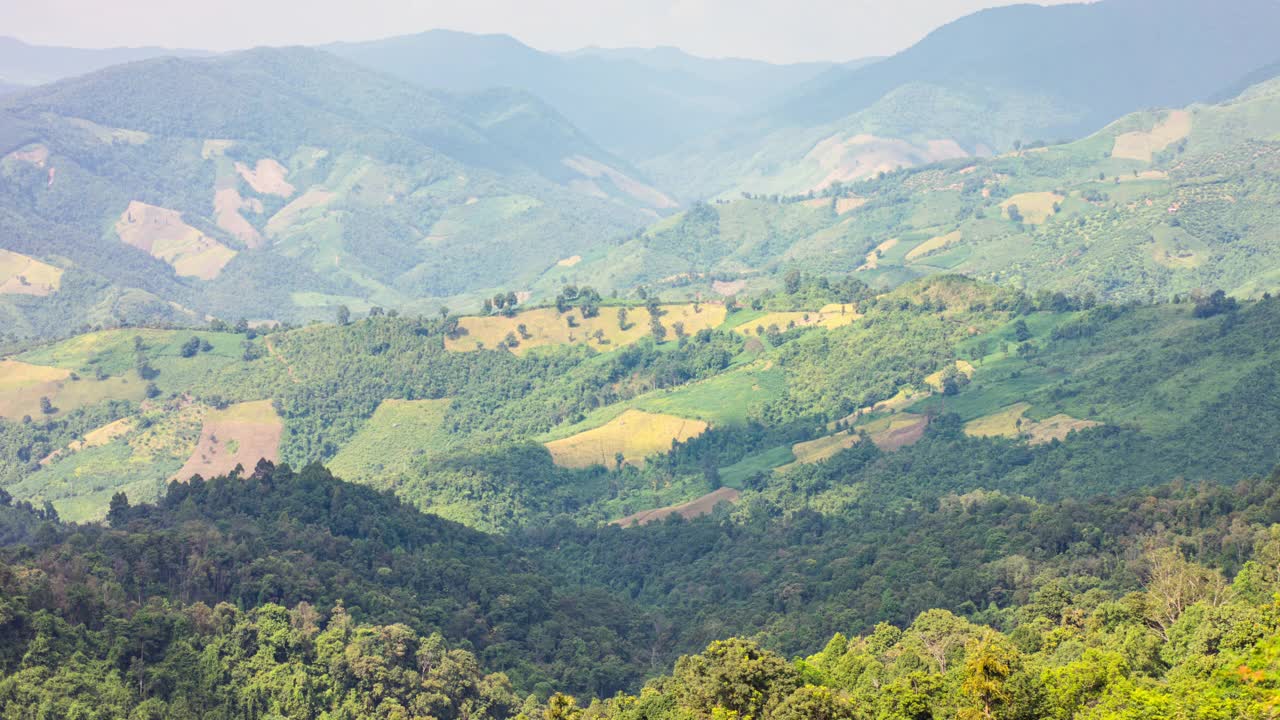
<box><xmin>326</xmin><ymin>30</ymin><xmax>838</xmax><ymax>159</ymax></box>
<box><xmin>0</xmin><ymin>35</ymin><xmax>209</xmax><ymax>86</ymax></box>
<box><xmin>646</xmin><ymin>0</ymin><xmax>1280</xmax><ymax>199</ymax></box>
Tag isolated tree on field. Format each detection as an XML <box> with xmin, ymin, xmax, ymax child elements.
<box><xmin>439</xmin><ymin>306</ymin><xmax>450</xmax><ymax>321</ymax></box>
<box><xmin>1012</xmin><ymin>319</ymin><xmax>1032</xmax><ymax>343</ymax></box>
<box><xmin>180</xmin><ymin>336</ymin><xmax>201</xmax><ymax>358</ymax></box>
<box><xmin>618</xmin><ymin>307</ymin><xmax>630</xmax><ymax>330</ymax></box>
<box><xmin>1007</xmin><ymin>204</ymin><xmax>1023</xmax><ymax>224</ymax></box>
<box><xmin>336</xmin><ymin>305</ymin><xmax>351</xmax><ymax>326</ymax></box>
<box><xmin>650</xmin><ymin>317</ymin><xmax>667</xmax><ymax>342</ymax></box>
<box><xmin>39</xmin><ymin>396</ymin><xmax>54</xmax><ymax>415</ymax></box>
<box><xmin>784</xmin><ymin>270</ymin><xmax>803</xmax><ymax>295</ymax></box>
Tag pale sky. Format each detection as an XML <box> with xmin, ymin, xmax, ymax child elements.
<box><xmin>2</xmin><ymin>0</ymin><xmax>1085</xmax><ymax>63</ymax></box>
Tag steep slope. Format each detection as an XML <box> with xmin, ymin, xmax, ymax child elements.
<box><xmin>649</xmin><ymin>0</ymin><xmax>1280</xmax><ymax>198</ymax></box>
<box><xmin>0</xmin><ymin>35</ymin><xmax>209</xmax><ymax>85</ymax></box>
<box><xmin>327</xmin><ymin>30</ymin><xmax>836</xmax><ymax>159</ymax></box>
<box><xmin>0</xmin><ymin>47</ymin><xmax>667</xmax><ymax>337</ymax></box>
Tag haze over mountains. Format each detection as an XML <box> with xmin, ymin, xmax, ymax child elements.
<box><xmin>7</xmin><ymin>1</ymin><xmax>1280</xmax><ymax>717</ymax></box>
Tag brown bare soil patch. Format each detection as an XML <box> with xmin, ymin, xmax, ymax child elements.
<box><xmin>807</xmin><ymin>134</ymin><xmax>968</xmax><ymax>191</ymax></box>
<box><xmin>115</xmin><ymin>201</ymin><xmax>236</xmax><ymax>280</ymax></box>
<box><xmin>236</xmin><ymin>159</ymin><xmax>295</xmax><ymax>197</ymax></box>
<box><xmin>613</xmin><ymin>487</ymin><xmax>741</xmax><ymax>527</ymax></box>
<box><xmin>1112</xmin><ymin>110</ymin><xmax>1192</xmax><ymax>162</ymax></box>
<box><xmin>712</xmin><ymin>280</ymin><xmax>747</xmax><ymax>297</ymax></box>
<box><xmin>214</xmin><ymin>188</ymin><xmax>264</xmax><ymax>248</ymax></box>
<box><xmin>867</xmin><ymin>414</ymin><xmax>929</xmax><ymax>451</ymax></box>
<box><xmin>6</xmin><ymin>144</ymin><xmax>49</xmax><ymax>167</ymax></box>
<box><xmin>172</xmin><ymin>400</ymin><xmax>282</xmax><ymax>481</ymax></box>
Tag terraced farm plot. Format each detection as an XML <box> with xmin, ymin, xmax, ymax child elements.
<box><xmin>545</xmin><ymin>409</ymin><xmax>708</xmax><ymax>469</ymax></box>
<box><xmin>906</xmin><ymin>230</ymin><xmax>962</xmax><ymax>262</ymax></box>
<box><xmin>1001</xmin><ymin>193</ymin><xmax>1064</xmax><ymax>224</ymax></box>
<box><xmin>172</xmin><ymin>400</ymin><xmax>282</xmax><ymax>481</ymax></box>
<box><xmin>447</xmin><ymin>303</ymin><xmax>726</xmax><ymax>354</ymax></box>
<box><xmin>328</xmin><ymin>399</ymin><xmax>454</xmax><ymax>483</ymax></box>
<box><xmin>0</xmin><ymin>249</ymin><xmax>63</xmax><ymax>296</ymax></box>
<box><xmin>1112</xmin><ymin>110</ymin><xmax>1192</xmax><ymax>161</ymax></box>
<box><xmin>612</xmin><ymin>487</ymin><xmax>741</xmax><ymax>527</ymax></box>
<box><xmin>115</xmin><ymin>201</ymin><xmax>237</xmax><ymax>280</ymax></box>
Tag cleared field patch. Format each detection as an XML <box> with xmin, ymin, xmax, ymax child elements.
<box><xmin>545</xmin><ymin>409</ymin><xmax>708</xmax><ymax>470</ymax></box>
<box><xmin>214</xmin><ymin>188</ymin><xmax>264</xmax><ymax>248</ymax></box>
<box><xmin>836</xmin><ymin>197</ymin><xmax>868</xmax><ymax>214</ymax></box>
<box><xmin>906</xmin><ymin>230</ymin><xmax>962</xmax><ymax>262</ymax></box>
<box><xmin>1025</xmin><ymin>414</ymin><xmax>1103</xmax><ymax>444</ymax></box>
<box><xmin>116</xmin><ymin>201</ymin><xmax>236</xmax><ymax>280</ymax></box>
<box><xmin>236</xmin><ymin>158</ymin><xmax>295</xmax><ymax>197</ymax></box>
<box><xmin>1001</xmin><ymin>193</ymin><xmax>1064</xmax><ymax>225</ymax></box>
<box><xmin>0</xmin><ymin>359</ymin><xmax>145</xmax><ymax>419</ymax></box>
<box><xmin>5</xmin><ymin>143</ymin><xmax>49</xmax><ymax>167</ymax></box>
<box><xmin>0</xmin><ymin>249</ymin><xmax>62</xmax><ymax>296</ymax></box>
<box><xmin>865</xmin><ymin>413</ymin><xmax>929</xmax><ymax>451</ymax></box>
<box><xmin>266</xmin><ymin>188</ymin><xmax>336</xmax><ymax>236</ymax></box>
<box><xmin>806</xmin><ymin>133</ymin><xmax>968</xmax><ymax>190</ymax></box>
<box><xmin>964</xmin><ymin>402</ymin><xmax>1032</xmax><ymax>439</ymax></box>
<box><xmin>734</xmin><ymin>305</ymin><xmax>859</xmax><ymax>336</ymax></box>
<box><xmin>557</xmin><ymin>255</ymin><xmax>582</xmax><ymax>267</ymax></box>
<box><xmin>1112</xmin><ymin>110</ymin><xmax>1192</xmax><ymax>162</ymax></box>
<box><xmin>328</xmin><ymin>399</ymin><xmax>453</xmax><ymax>483</ymax></box>
<box><xmin>562</xmin><ymin>155</ymin><xmax>677</xmax><ymax>209</ymax></box>
<box><xmin>784</xmin><ymin>431</ymin><xmax>861</xmax><ymax>470</ymax></box>
<box><xmin>964</xmin><ymin>403</ymin><xmax>1101</xmax><ymax>444</ymax></box>
<box><xmin>1150</xmin><ymin>227</ymin><xmax>1208</xmax><ymax>269</ymax></box>
<box><xmin>447</xmin><ymin>303</ymin><xmax>726</xmax><ymax>355</ymax></box>
<box><xmin>42</xmin><ymin>417</ymin><xmax>136</xmax><ymax>465</ymax></box>
<box><xmin>172</xmin><ymin>400</ymin><xmax>282</xmax><ymax>481</ymax></box>
<box><xmin>613</xmin><ymin>487</ymin><xmax>740</xmax><ymax>527</ymax></box>
<box><xmin>859</xmin><ymin>237</ymin><xmax>901</xmax><ymax>270</ymax></box>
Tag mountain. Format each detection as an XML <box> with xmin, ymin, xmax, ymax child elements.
<box><xmin>648</xmin><ymin>0</ymin><xmax>1280</xmax><ymax>199</ymax></box>
<box><xmin>0</xmin><ymin>46</ymin><xmax>673</xmax><ymax>338</ymax></box>
<box><xmin>326</xmin><ymin>30</ymin><xmax>838</xmax><ymax>159</ymax></box>
<box><xmin>0</xmin><ymin>35</ymin><xmax>209</xmax><ymax>85</ymax></box>
<box><xmin>556</xmin><ymin>73</ymin><xmax>1280</xmax><ymax>305</ymax></box>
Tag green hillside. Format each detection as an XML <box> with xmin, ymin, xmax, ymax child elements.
<box><xmin>0</xmin><ymin>47</ymin><xmax>668</xmax><ymax>341</ymax></box>
<box><xmin>558</xmin><ymin>77</ymin><xmax>1280</xmax><ymax>305</ymax></box>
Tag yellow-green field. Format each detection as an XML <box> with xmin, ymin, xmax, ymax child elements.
<box><xmin>906</xmin><ymin>230</ymin><xmax>962</xmax><ymax>262</ymax></box>
<box><xmin>0</xmin><ymin>359</ymin><xmax>149</xmax><ymax>419</ymax></box>
<box><xmin>863</xmin><ymin>413</ymin><xmax>930</xmax><ymax>451</ymax></box>
<box><xmin>964</xmin><ymin>403</ymin><xmax>1101</xmax><ymax>445</ymax></box>
<box><xmin>544</xmin><ymin>409</ymin><xmax>709</xmax><ymax>469</ymax></box>
<box><xmin>785</xmin><ymin>431</ymin><xmax>861</xmax><ymax>468</ymax></box>
<box><xmin>1001</xmin><ymin>193</ymin><xmax>1064</xmax><ymax>224</ymax></box>
<box><xmin>115</xmin><ymin>201</ymin><xmax>237</xmax><ymax>280</ymax></box>
<box><xmin>328</xmin><ymin>399</ymin><xmax>454</xmax><ymax>483</ymax></box>
<box><xmin>733</xmin><ymin>304</ymin><xmax>859</xmax><ymax>336</ymax></box>
<box><xmin>447</xmin><ymin>303</ymin><xmax>727</xmax><ymax>354</ymax></box>
<box><xmin>0</xmin><ymin>249</ymin><xmax>63</xmax><ymax>296</ymax></box>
